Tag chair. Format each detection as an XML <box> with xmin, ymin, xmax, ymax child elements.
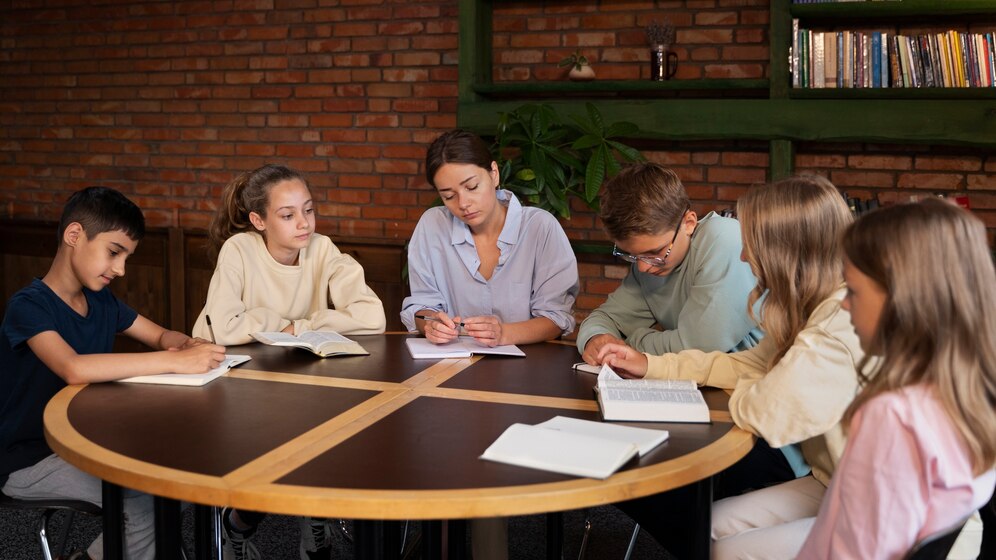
<box><xmin>0</xmin><ymin>491</ymin><xmax>102</xmax><ymax>560</ymax></box>
<box><xmin>903</xmin><ymin>516</ymin><xmax>970</xmax><ymax>560</ymax></box>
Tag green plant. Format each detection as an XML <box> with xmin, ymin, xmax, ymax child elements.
<box><xmin>557</xmin><ymin>48</ymin><xmax>589</xmax><ymax>71</ymax></box>
<box><xmin>493</xmin><ymin>103</ymin><xmax>644</xmax><ymax>218</ymax></box>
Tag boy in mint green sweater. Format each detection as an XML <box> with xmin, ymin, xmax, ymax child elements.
<box><xmin>578</xmin><ymin>163</ymin><xmax>762</xmax><ymax>364</ymax></box>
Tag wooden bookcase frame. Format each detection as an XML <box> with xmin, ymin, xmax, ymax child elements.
<box><xmin>456</xmin><ymin>0</ymin><xmax>996</xmax><ymax>185</ymax></box>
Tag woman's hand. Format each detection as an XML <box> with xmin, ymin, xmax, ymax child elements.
<box><xmin>596</xmin><ymin>342</ymin><xmax>649</xmax><ymax>379</ymax></box>
<box><xmin>423</xmin><ymin>311</ymin><xmax>462</xmax><ymax>345</ymax></box>
<box><xmin>463</xmin><ymin>315</ymin><xmax>504</xmax><ymax>347</ymax></box>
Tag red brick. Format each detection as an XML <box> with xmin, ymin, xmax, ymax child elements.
<box><xmin>915</xmin><ymin>155</ymin><xmax>983</xmax><ymax>172</ymax></box>
<box><xmin>967</xmin><ymin>174</ymin><xmax>996</xmax><ymax>190</ymax></box>
<box><xmin>848</xmin><ymin>155</ymin><xmax>913</xmax><ymax>170</ymax></box>
<box><xmin>897</xmin><ymin>173</ymin><xmax>964</xmax><ymax>190</ymax></box>
<box><xmin>830</xmin><ymin>171</ymin><xmax>897</xmax><ymax>189</ymax></box>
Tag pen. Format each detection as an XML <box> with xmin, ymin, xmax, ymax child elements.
<box><xmin>414</xmin><ymin>314</ymin><xmax>466</xmax><ymax>327</ymax></box>
<box><xmin>205</xmin><ymin>314</ymin><xmax>218</xmax><ymax>344</ymax></box>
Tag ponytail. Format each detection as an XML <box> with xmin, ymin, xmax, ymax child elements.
<box><xmin>207</xmin><ymin>164</ymin><xmax>307</xmax><ymax>262</ymax></box>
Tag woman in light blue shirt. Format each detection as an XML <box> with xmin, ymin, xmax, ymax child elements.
<box><xmin>401</xmin><ymin>129</ymin><xmax>579</xmax><ymax>347</ymax></box>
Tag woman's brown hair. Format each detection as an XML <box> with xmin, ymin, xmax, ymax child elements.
<box><xmin>424</xmin><ymin>130</ymin><xmax>494</xmax><ymax>188</ymax></box>
<box><xmin>737</xmin><ymin>175</ymin><xmax>853</xmax><ymax>368</ymax></box>
<box><xmin>208</xmin><ymin>164</ymin><xmax>308</xmax><ymax>261</ymax></box>
<box><xmin>842</xmin><ymin>198</ymin><xmax>996</xmax><ymax>475</ymax></box>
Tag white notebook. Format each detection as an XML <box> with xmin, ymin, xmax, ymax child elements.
<box><xmin>480</xmin><ymin>416</ymin><xmax>668</xmax><ymax>479</ymax></box>
<box><xmin>404</xmin><ymin>337</ymin><xmax>525</xmax><ymax>359</ymax></box>
<box><xmin>118</xmin><ymin>355</ymin><xmax>251</xmax><ymax>386</ymax></box>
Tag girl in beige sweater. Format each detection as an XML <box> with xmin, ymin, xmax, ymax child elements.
<box><xmin>193</xmin><ymin>164</ymin><xmax>386</xmax><ymax>560</ymax></box>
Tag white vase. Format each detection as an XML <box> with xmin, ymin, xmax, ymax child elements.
<box><xmin>569</xmin><ymin>65</ymin><xmax>595</xmax><ymax>81</ymax></box>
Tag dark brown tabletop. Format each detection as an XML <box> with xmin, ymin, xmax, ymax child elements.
<box><xmin>44</xmin><ymin>334</ymin><xmax>753</xmax><ymax>520</ymax></box>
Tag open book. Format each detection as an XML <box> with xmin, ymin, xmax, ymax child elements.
<box><xmin>596</xmin><ymin>364</ymin><xmax>710</xmax><ymax>423</ymax></box>
<box><xmin>404</xmin><ymin>337</ymin><xmax>525</xmax><ymax>359</ymax></box>
<box><xmin>119</xmin><ymin>355</ymin><xmax>251</xmax><ymax>387</ymax></box>
<box><xmin>480</xmin><ymin>415</ymin><xmax>669</xmax><ymax>479</ymax></box>
<box><xmin>251</xmin><ymin>330</ymin><xmax>368</xmax><ymax>358</ymax></box>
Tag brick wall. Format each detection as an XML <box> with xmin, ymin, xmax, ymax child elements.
<box><xmin>1</xmin><ymin>0</ymin><xmax>994</xmax><ymax>337</ymax></box>
<box><xmin>493</xmin><ymin>0</ymin><xmax>769</xmax><ymax>82</ymax></box>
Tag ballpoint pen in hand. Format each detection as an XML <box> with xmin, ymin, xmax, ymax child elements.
<box><xmin>414</xmin><ymin>314</ymin><xmax>466</xmax><ymax>327</ymax></box>
<box><xmin>205</xmin><ymin>315</ymin><xmax>218</xmax><ymax>344</ymax></box>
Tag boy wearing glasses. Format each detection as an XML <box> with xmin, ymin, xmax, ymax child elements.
<box><xmin>578</xmin><ymin>162</ymin><xmax>763</xmax><ymax>364</ymax></box>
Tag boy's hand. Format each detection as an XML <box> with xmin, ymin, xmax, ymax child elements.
<box><xmin>167</xmin><ymin>337</ymin><xmax>212</xmax><ymax>351</ymax></box>
<box><xmin>424</xmin><ymin>311</ymin><xmax>461</xmax><ymax>345</ymax></box>
<box><xmin>462</xmin><ymin>315</ymin><xmax>503</xmax><ymax>347</ymax></box>
<box><xmin>172</xmin><ymin>343</ymin><xmax>227</xmax><ymax>374</ymax></box>
<box><xmin>581</xmin><ymin>333</ymin><xmax>625</xmax><ymax>365</ymax></box>
<box><xmin>596</xmin><ymin>342</ymin><xmax>649</xmax><ymax>379</ymax></box>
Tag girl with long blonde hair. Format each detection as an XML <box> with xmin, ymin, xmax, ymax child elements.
<box><xmin>598</xmin><ymin>175</ymin><xmax>863</xmax><ymax>558</ymax></box>
<box><xmin>798</xmin><ymin>198</ymin><xmax>996</xmax><ymax>559</ymax></box>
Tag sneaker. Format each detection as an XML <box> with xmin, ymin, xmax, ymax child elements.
<box><xmin>299</xmin><ymin>516</ymin><xmax>334</xmax><ymax>560</ymax></box>
<box><xmin>222</xmin><ymin>507</ymin><xmax>261</xmax><ymax>560</ymax></box>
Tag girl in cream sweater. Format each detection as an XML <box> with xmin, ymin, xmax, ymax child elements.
<box><xmin>193</xmin><ymin>164</ymin><xmax>386</xmax><ymax>560</ymax></box>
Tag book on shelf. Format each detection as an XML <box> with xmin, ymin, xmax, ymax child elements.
<box><xmin>595</xmin><ymin>364</ymin><xmax>711</xmax><ymax>424</ymax></box>
<box><xmin>404</xmin><ymin>336</ymin><xmax>525</xmax><ymax>359</ymax></box>
<box><xmin>251</xmin><ymin>330</ymin><xmax>368</xmax><ymax>358</ymax></box>
<box><xmin>479</xmin><ymin>415</ymin><xmax>669</xmax><ymax>479</ymax></box>
<box><xmin>791</xmin><ymin>23</ymin><xmax>996</xmax><ymax>89</ymax></box>
<box><xmin>119</xmin><ymin>355</ymin><xmax>252</xmax><ymax>386</ymax></box>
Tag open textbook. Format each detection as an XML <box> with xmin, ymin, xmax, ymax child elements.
<box><xmin>404</xmin><ymin>336</ymin><xmax>525</xmax><ymax>359</ymax></box>
<box><xmin>119</xmin><ymin>355</ymin><xmax>251</xmax><ymax>387</ymax></box>
<box><xmin>480</xmin><ymin>415</ymin><xmax>669</xmax><ymax>479</ymax></box>
<box><xmin>251</xmin><ymin>330</ymin><xmax>368</xmax><ymax>358</ymax></box>
<box><xmin>595</xmin><ymin>364</ymin><xmax>710</xmax><ymax>423</ymax></box>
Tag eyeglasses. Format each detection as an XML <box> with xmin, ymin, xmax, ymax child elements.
<box><xmin>612</xmin><ymin>206</ymin><xmax>690</xmax><ymax>270</ymax></box>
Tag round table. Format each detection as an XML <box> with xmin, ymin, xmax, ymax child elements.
<box><xmin>45</xmin><ymin>334</ymin><xmax>753</xmax><ymax>559</ymax></box>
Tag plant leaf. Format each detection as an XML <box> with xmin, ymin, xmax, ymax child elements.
<box><xmin>604</xmin><ymin>121</ymin><xmax>639</xmax><ymax>138</ymax></box>
<box><xmin>607</xmin><ymin>140</ymin><xmax>644</xmax><ymax>161</ymax></box>
<box><xmin>585</xmin><ymin>145</ymin><xmax>608</xmax><ymax>202</ymax></box>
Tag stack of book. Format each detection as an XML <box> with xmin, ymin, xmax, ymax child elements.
<box><xmin>792</xmin><ymin>21</ymin><xmax>996</xmax><ymax>89</ymax></box>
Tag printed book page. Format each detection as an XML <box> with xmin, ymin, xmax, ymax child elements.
<box><xmin>118</xmin><ymin>355</ymin><xmax>251</xmax><ymax>386</ymax></box>
<box><xmin>480</xmin><ymin>423</ymin><xmax>639</xmax><ymax>480</ymax></box>
<box><xmin>405</xmin><ymin>337</ymin><xmax>525</xmax><ymax>359</ymax></box>
<box><xmin>252</xmin><ymin>330</ymin><xmax>368</xmax><ymax>357</ymax></box>
<box><xmin>596</xmin><ymin>364</ymin><xmax>710</xmax><ymax>423</ymax></box>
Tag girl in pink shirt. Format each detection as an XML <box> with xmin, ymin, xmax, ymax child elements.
<box><xmin>799</xmin><ymin>198</ymin><xmax>996</xmax><ymax>559</ymax></box>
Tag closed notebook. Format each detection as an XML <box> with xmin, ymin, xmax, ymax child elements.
<box><xmin>596</xmin><ymin>364</ymin><xmax>710</xmax><ymax>424</ymax></box>
<box><xmin>118</xmin><ymin>355</ymin><xmax>251</xmax><ymax>386</ymax></box>
<box><xmin>404</xmin><ymin>337</ymin><xmax>525</xmax><ymax>359</ymax></box>
<box><xmin>480</xmin><ymin>416</ymin><xmax>668</xmax><ymax>479</ymax></box>
<box><xmin>480</xmin><ymin>423</ymin><xmax>639</xmax><ymax>480</ymax></box>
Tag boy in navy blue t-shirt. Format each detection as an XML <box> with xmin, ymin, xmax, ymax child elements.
<box><xmin>0</xmin><ymin>187</ymin><xmax>225</xmax><ymax>560</ymax></box>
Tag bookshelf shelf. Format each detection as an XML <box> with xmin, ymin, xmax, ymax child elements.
<box><xmin>473</xmin><ymin>79</ymin><xmax>770</xmax><ymax>97</ymax></box>
<box><xmin>791</xmin><ymin>1</ymin><xmax>996</xmax><ymax>20</ymax></box>
<box><xmin>789</xmin><ymin>87</ymin><xmax>996</xmax><ymax>100</ymax></box>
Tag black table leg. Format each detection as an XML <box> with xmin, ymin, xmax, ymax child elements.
<box><xmin>354</xmin><ymin>520</ymin><xmax>403</xmax><ymax>559</ymax></box>
<box><xmin>421</xmin><ymin>520</ymin><xmax>442</xmax><ymax>558</ymax></box>
<box><xmin>546</xmin><ymin>512</ymin><xmax>563</xmax><ymax>560</ymax></box>
<box><xmin>690</xmin><ymin>477</ymin><xmax>714</xmax><ymax>560</ymax></box>
<box><xmin>194</xmin><ymin>504</ymin><xmax>222</xmax><ymax>560</ymax></box>
<box><xmin>154</xmin><ymin>497</ymin><xmax>182</xmax><ymax>560</ymax></box>
<box><xmin>446</xmin><ymin>519</ymin><xmax>468</xmax><ymax>560</ymax></box>
<box><xmin>101</xmin><ymin>480</ymin><xmax>123</xmax><ymax>560</ymax></box>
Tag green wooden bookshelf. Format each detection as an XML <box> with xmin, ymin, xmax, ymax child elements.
<box><xmin>456</xmin><ymin>0</ymin><xmax>996</xmax><ymax>181</ymax></box>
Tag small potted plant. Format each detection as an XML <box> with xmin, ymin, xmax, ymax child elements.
<box><xmin>559</xmin><ymin>48</ymin><xmax>595</xmax><ymax>81</ymax></box>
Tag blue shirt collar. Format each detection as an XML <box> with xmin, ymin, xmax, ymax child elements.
<box><xmin>448</xmin><ymin>189</ymin><xmax>523</xmax><ymax>247</ymax></box>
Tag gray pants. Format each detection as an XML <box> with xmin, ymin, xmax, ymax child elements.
<box><xmin>3</xmin><ymin>454</ymin><xmax>155</xmax><ymax>560</ymax></box>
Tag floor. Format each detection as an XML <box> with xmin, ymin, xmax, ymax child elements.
<box><xmin>0</xmin><ymin>504</ymin><xmax>674</xmax><ymax>559</ymax></box>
